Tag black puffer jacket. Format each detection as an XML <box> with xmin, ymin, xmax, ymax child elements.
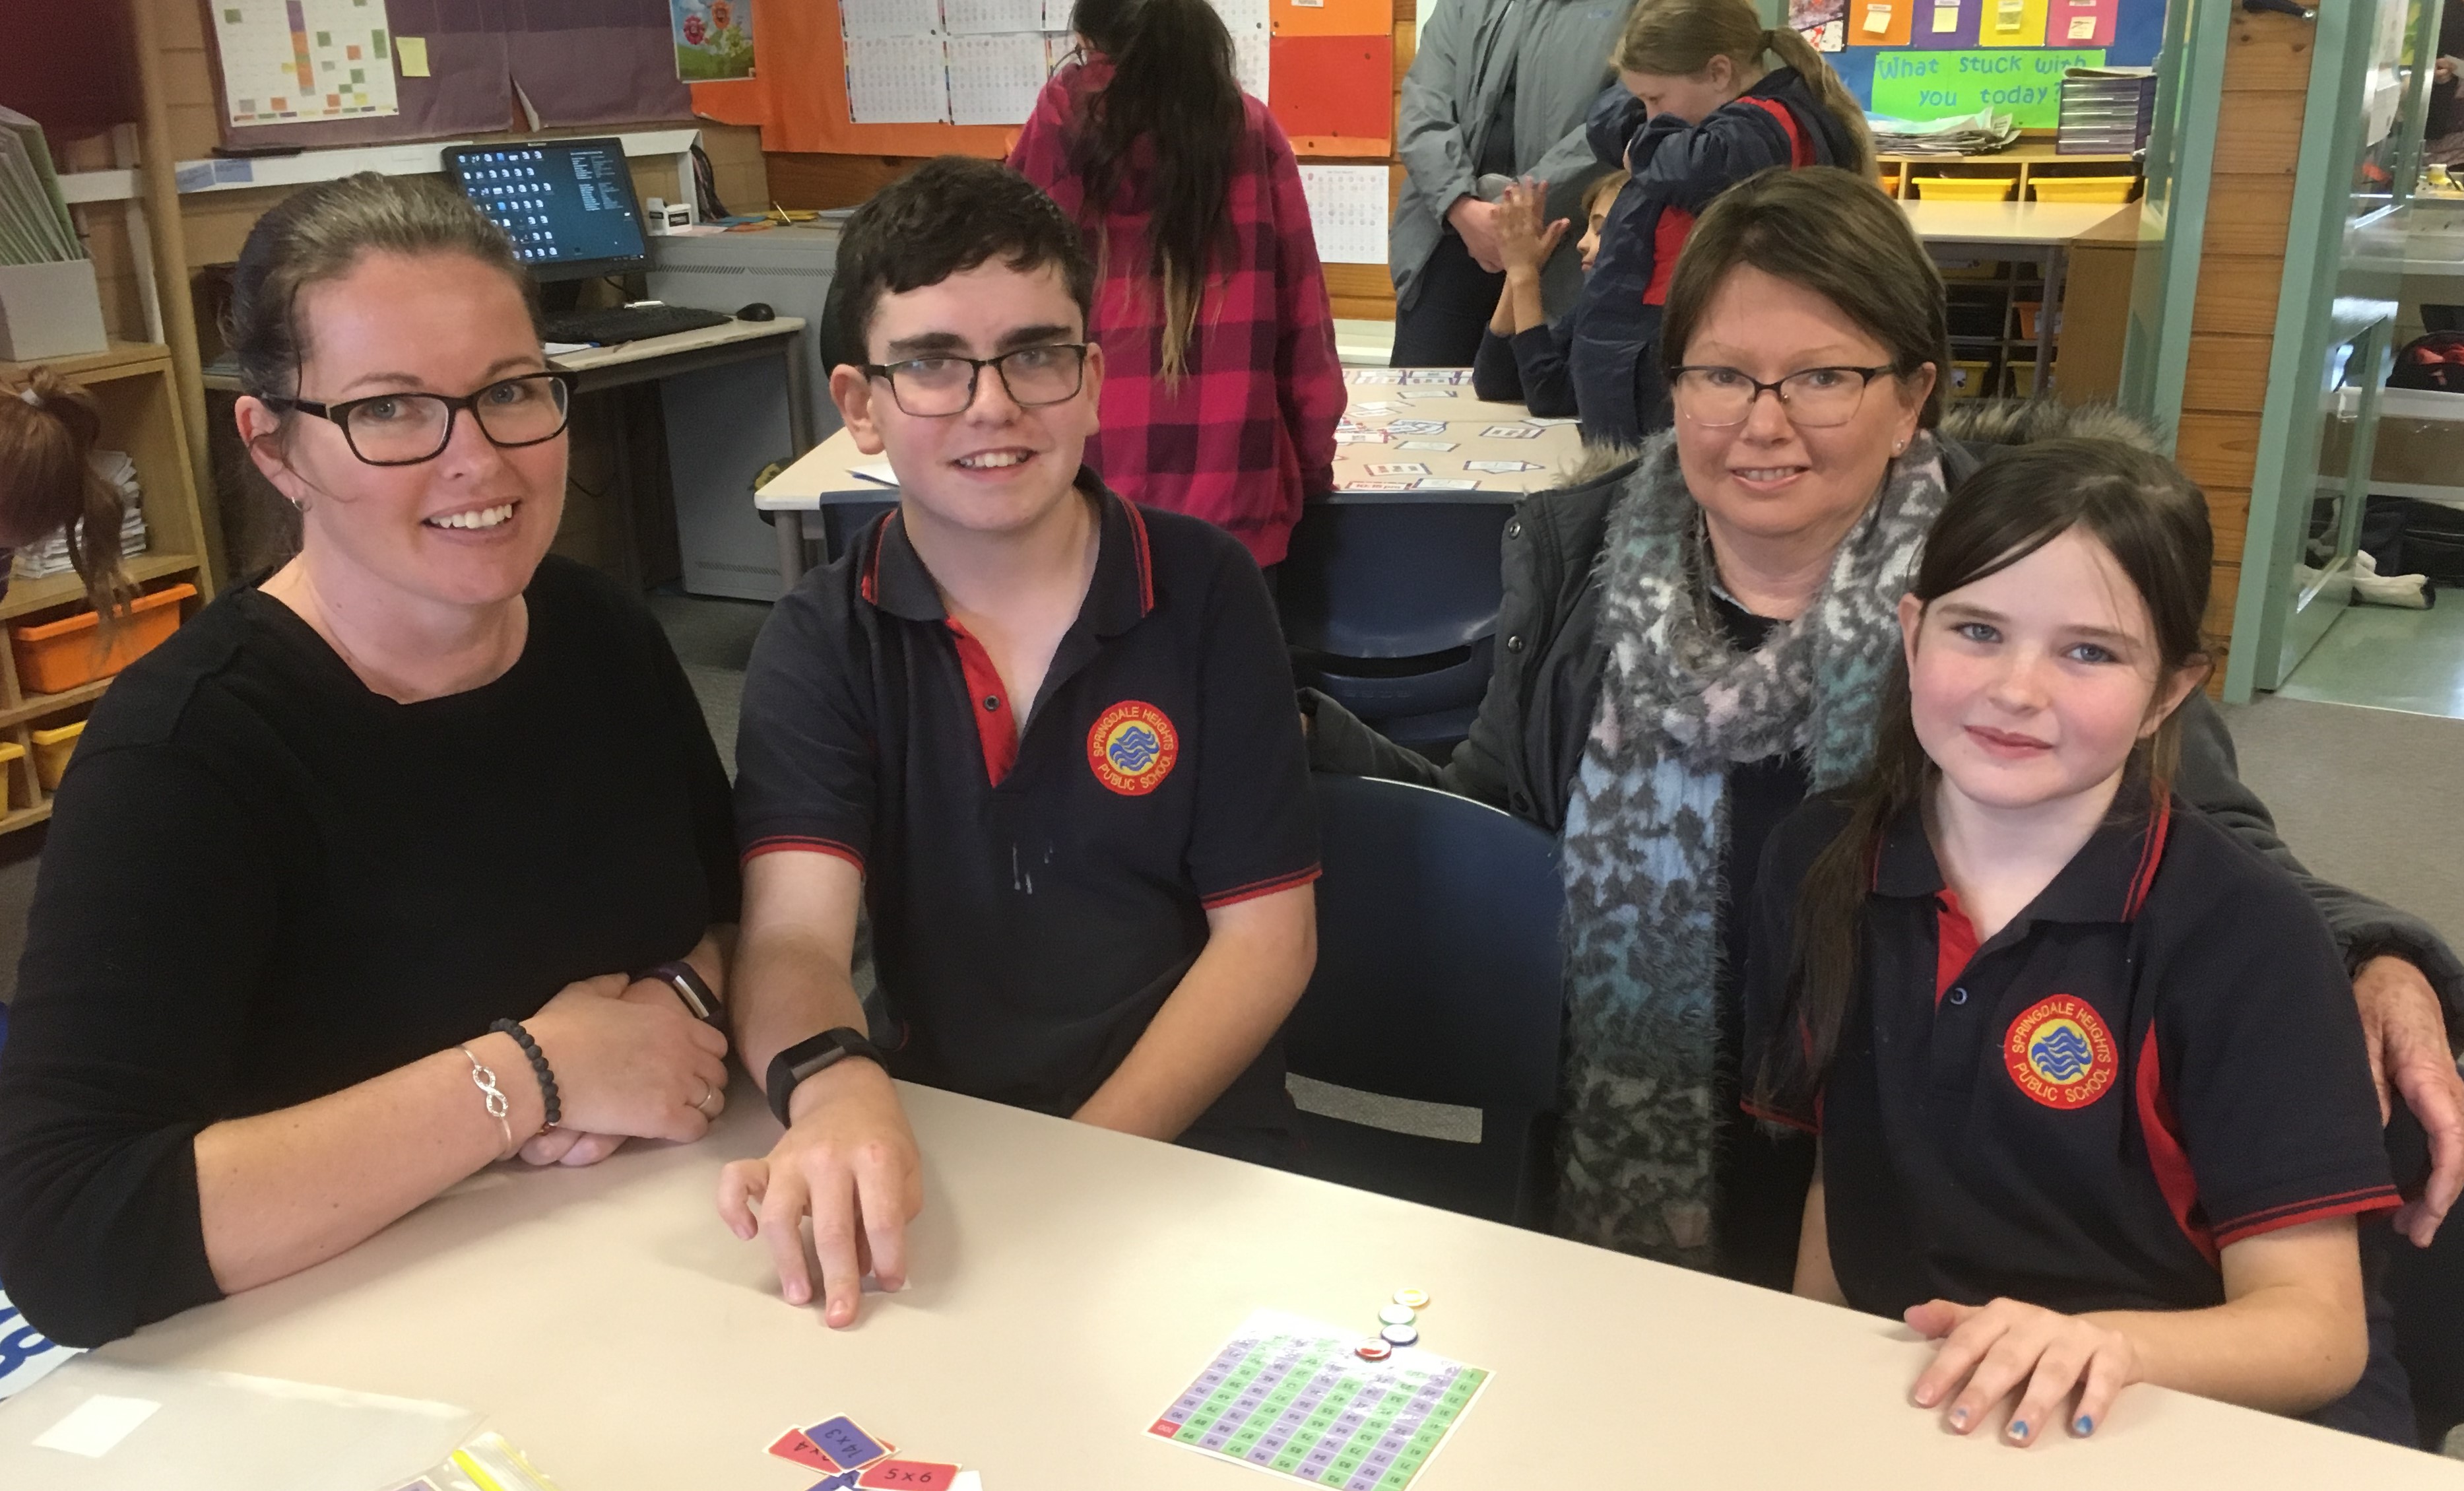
<box><xmin>1304</xmin><ymin>404</ymin><xmax>2464</xmax><ymax>1020</ymax></box>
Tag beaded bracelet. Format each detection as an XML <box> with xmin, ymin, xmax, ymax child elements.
<box><xmin>489</xmin><ymin>1018</ymin><xmax>562</xmax><ymax>1131</ymax></box>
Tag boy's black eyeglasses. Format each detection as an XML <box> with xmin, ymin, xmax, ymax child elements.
<box><xmin>262</xmin><ymin>372</ymin><xmax>576</xmax><ymax>467</ymax></box>
<box><xmin>862</xmin><ymin>344</ymin><xmax>1091</xmax><ymax>418</ymax></box>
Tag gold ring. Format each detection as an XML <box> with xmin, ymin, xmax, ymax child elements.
<box><xmin>694</xmin><ymin>1083</ymin><xmax>719</xmax><ymax>1115</ymax></box>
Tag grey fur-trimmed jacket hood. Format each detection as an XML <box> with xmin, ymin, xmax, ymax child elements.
<box><xmin>1303</xmin><ymin>401</ymin><xmax>2464</xmax><ymax>1024</ymax></box>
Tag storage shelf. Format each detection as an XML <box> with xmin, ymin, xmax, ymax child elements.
<box><xmin>0</xmin><ymin>802</ymin><xmax>54</xmax><ymax>837</ymax></box>
<box><xmin>0</xmin><ymin>552</ymin><xmax>199</xmax><ymax>623</ymax></box>
<box><xmin>0</xmin><ymin>339</ymin><xmax>172</xmax><ymax>386</ymax></box>
<box><xmin>0</xmin><ymin>677</ymin><xmax>114</xmax><ymax>731</ymax></box>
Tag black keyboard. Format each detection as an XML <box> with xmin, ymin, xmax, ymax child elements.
<box><xmin>540</xmin><ymin>303</ymin><xmax>734</xmax><ymax>347</ymax></box>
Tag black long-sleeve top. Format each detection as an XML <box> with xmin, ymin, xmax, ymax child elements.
<box><xmin>0</xmin><ymin>557</ymin><xmax>740</xmax><ymax>1346</ymax></box>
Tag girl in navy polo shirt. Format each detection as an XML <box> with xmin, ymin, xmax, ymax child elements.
<box><xmin>1744</xmin><ymin>440</ymin><xmax>2409</xmax><ymax>1446</ymax></box>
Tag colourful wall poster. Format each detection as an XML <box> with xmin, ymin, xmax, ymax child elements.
<box><xmin>672</xmin><ymin>0</ymin><xmax>754</xmax><ymax>81</ymax></box>
<box><xmin>1790</xmin><ymin>0</ymin><xmax>1848</xmax><ymax>51</ymax></box>
<box><xmin>1976</xmin><ymin>0</ymin><xmax>2049</xmax><ymax>48</ymax></box>
<box><xmin>2048</xmin><ymin>0</ymin><xmax>2116</xmax><ymax>47</ymax></box>
<box><xmin>1869</xmin><ymin>46</ymin><xmax>2105</xmax><ymax>126</ymax></box>
<box><xmin>1918</xmin><ymin>0</ymin><xmax>1978</xmax><ymax>48</ymax></box>
<box><xmin>1848</xmin><ymin>0</ymin><xmax>1915</xmax><ymax>48</ymax></box>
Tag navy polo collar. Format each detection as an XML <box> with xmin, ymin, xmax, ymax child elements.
<box><xmin>859</xmin><ymin>467</ymin><xmax>1155</xmax><ymax>638</ymax></box>
<box><xmin>1872</xmin><ymin>786</ymin><xmax>2174</xmax><ymax>925</ymax></box>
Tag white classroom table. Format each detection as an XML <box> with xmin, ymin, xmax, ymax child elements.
<box><xmin>11</xmin><ymin>1080</ymin><xmax>2457</xmax><ymax>1489</ymax></box>
<box><xmin>1898</xmin><ymin>199</ymin><xmax>2133</xmax><ymax>392</ymax></box>
<box><xmin>752</xmin><ymin>371</ymin><xmax>1590</xmax><ymax>587</ymax></box>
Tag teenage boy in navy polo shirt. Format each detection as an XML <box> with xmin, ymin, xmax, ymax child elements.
<box><xmin>717</xmin><ymin>158</ymin><xmax>1320</xmax><ymax>1327</ymax></box>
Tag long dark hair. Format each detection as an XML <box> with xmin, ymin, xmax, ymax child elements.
<box><xmin>1753</xmin><ymin>439</ymin><xmax>2215</xmax><ymax>1113</ymax></box>
<box><xmin>0</xmin><ymin>367</ymin><xmax>133</xmax><ymax>620</ymax></box>
<box><xmin>1068</xmin><ymin>0</ymin><xmax>1245</xmax><ymax>383</ymax></box>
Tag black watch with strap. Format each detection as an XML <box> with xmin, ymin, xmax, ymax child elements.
<box><xmin>638</xmin><ymin>960</ymin><xmax>724</xmax><ymax>1027</ymax></box>
<box><xmin>766</xmin><ymin>1026</ymin><xmax>887</xmax><ymax>1127</ymax></box>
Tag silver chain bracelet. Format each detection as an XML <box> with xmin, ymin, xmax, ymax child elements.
<box><xmin>459</xmin><ymin>1044</ymin><xmax>514</xmax><ymax>1157</ymax></box>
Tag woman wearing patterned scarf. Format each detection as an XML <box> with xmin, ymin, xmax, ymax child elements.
<box><xmin>1306</xmin><ymin>166</ymin><xmax>2464</xmax><ymax>1286</ymax></box>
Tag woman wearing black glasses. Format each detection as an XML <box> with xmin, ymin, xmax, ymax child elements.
<box><xmin>0</xmin><ymin>172</ymin><xmax>738</xmax><ymax>1346</ymax></box>
<box><xmin>1307</xmin><ymin>167</ymin><xmax>2464</xmax><ymax>1298</ymax></box>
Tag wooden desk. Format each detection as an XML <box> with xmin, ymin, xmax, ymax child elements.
<box><xmin>1901</xmin><ymin>201</ymin><xmax>2133</xmax><ymax>391</ymax></box>
<box><xmin>16</xmin><ymin>1082</ymin><xmax>2453</xmax><ymax>1489</ymax></box>
<box><xmin>753</xmin><ymin>371</ymin><xmax>1589</xmax><ymax>588</ymax></box>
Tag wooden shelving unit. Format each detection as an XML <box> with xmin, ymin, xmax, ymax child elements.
<box><xmin>0</xmin><ymin>341</ymin><xmax>214</xmax><ymax>836</ymax></box>
<box><xmin>1879</xmin><ymin>140</ymin><xmax>2144</xmax><ymax>201</ymax></box>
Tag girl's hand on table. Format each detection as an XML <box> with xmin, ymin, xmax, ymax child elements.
<box><xmin>1907</xmin><ymin>1296</ymin><xmax>2139</xmax><ymax>1446</ymax></box>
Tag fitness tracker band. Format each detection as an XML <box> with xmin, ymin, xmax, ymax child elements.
<box><xmin>766</xmin><ymin>1026</ymin><xmax>888</xmax><ymax>1127</ymax></box>
<box><xmin>639</xmin><ymin>960</ymin><xmax>725</xmax><ymax>1027</ymax></box>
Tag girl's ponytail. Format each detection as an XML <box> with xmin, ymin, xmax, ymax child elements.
<box><xmin>0</xmin><ymin>368</ymin><xmax>133</xmax><ymax>619</ymax></box>
<box><xmin>1761</xmin><ymin>25</ymin><xmax>1876</xmax><ymax>176</ymax></box>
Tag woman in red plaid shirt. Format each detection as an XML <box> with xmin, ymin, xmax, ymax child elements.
<box><xmin>1007</xmin><ymin>0</ymin><xmax>1345</xmax><ymax>574</ymax></box>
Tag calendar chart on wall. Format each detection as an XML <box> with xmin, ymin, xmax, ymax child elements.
<box><xmin>211</xmin><ymin>0</ymin><xmax>401</xmax><ymax>127</ymax></box>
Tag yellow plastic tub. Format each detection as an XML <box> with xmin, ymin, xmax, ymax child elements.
<box><xmin>1947</xmin><ymin>360</ymin><xmax>1993</xmax><ymax>400</ymax></box>
<box><xmin>1912</xmin><ymin>176</ymin><xmax>2017</xmax><ymax>202</ymax></box>
<box><xmin>0</xmin><ymin>740</ymin><xmax>22</xmax><ymax>814</ymax></box>
<box><xmin>32</xmin><ymin>718</ymin><xmax>84</xmax><ymax>791</ymax></box>
<box><xmin>2009</xmin><ymin>362</ymin><xmax>2043</xmax><ymax>397</ymax></box>
<box><xmin>2030</xmin><ymin>176</ymin><xmax>2137</xmax><ymax>203</ymax></box>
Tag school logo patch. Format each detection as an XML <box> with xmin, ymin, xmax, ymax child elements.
<box><xmin>1087</xmin><ymin>700</ymin><xmax>1179</xmax><ymax>796</ymax></box>
<box><xmin>2003</xmin><ymin>995</ymin><xmax>2118</xmax><ymax>1110</ymax></box>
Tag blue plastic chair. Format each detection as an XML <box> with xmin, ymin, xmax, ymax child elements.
<box><xmin>1278</xmin><ymin>495</ymin><xmax>1516</xmax><ymax>752</ymax></box>
<box><xmin>1282</xmin><ymin>773</ymin><xmax>1565</xmax><ymax>1227</ymax></box>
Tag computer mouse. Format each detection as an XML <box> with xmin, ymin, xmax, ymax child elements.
<box><xmin>736</xmin><ymin>302</ymin><xmax>775</xmax><ymax>321</ymax></box>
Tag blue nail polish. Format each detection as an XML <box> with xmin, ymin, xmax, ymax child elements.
<box><xmin>2009</xmin><ymin>1420</ymin><xmax>2028</xmax><ymax>1440</ymax></box>
<box><xmin>2075</xmin><ymin>1416</ymin><xmax>2094</xmax><ymax>1436</ymax></box>
<box><xmin>1949</xmin><ymin>1408</ymin><xmax>1968</xmax><ymax>1426</ymax></box>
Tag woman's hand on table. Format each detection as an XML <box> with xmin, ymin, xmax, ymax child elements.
<box><xmin>716</xmin><ymin>1057</ymin><xmax>922</xmax><ymax>1328</ymax></box>
<box><xmin>1495</xmin><ymin>178</ymin><xmax>1569</xmax><ymax>282</ymax></box>
<box><xmin>521</xmin><ymin>971</ymin><xmax>731</xmax><ymax>1144</ymax></box>
<box><xmin>1906</xmin><ymin>1297</ymin><xmax>2137</xmax><ymax>1447</ymax></box>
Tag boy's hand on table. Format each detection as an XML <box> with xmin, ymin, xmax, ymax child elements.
<box><xmin>717</xmin><ymin>1057</ymin><xmax>921</xmax><ymax>1327</ymax></box>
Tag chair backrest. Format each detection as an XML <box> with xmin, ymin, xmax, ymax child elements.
<box><xmin>1279</xmin><ymin>498</ymin><xmax>1515</xmax><ymax>659</ymax></box>
<box><xmin>1283</xmin><ymin>774</ymin><xmax>1563</xmax><ymax>1113</ymax></box>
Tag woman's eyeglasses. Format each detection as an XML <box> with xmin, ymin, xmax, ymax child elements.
<box><xmin>1668</xmin><ymin>365</ymin><xmax>1896</xmax><ymax>429</ymax></box>
<box><xmin>263</xmin><ymin>372</ymin><xmax>576</xmax><ymax>466</ymax></box>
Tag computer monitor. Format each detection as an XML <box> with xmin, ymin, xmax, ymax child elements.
<box><xmin>441</xmin><ymin>137</ymin><xmax>649</xmax><ymax>284</ymax></box>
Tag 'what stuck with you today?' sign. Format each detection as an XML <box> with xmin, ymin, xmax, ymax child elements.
<box><xmin>1870</xmin><ymin>48</ymin><xmax>2106</xmax><ymax>128</ymax></box>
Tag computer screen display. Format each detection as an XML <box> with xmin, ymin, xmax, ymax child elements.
<box><xmin>442</xmin><ymin>137</ymin><xmax>648</xmax><ymax>282</ymax></box>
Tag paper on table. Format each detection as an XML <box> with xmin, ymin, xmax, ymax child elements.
<box><xmin>853</xmin><ymin>462</ymin><xmax>901</xmax><ymax>486</ymax></box>
<box><xmin>841</xmin><ymin>0</ymin><xmax>940</xmax><ymax>38</ymax></box>
<box><xmin>1297</xmin><ymin>165</ymin><xmax>1388</xmax><ymax>265</ymax></box>
<box><xmin>948</xmin><ymin>32</ymin><xmax>1049</xmax><ymax>125</ymax></box>
<box><xmin>944</xmin><ymin>0</ymin><xmax>1043</xmax><ymax>34</ymax></box>
<box><xmin>846</xmin><ymin>36</ymin><xmax>952</xmax><ymax>123</ymax></box>
<box><xmin>210</xmin><ymin>0</ymin><xmax>399</xmax><ymax>127</ymax></box>
<box><xmin>30</xmin><ymin>1395</ymin><xmax>157</xmax><ymax>1457</ymax></box>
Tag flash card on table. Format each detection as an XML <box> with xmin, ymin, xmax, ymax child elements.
<box><xmin>1350</xmin><ymin>402</ymin><xmax>1397</xmax><ymax>414</ymax></box>
<box><xmin>1365</xmin><ymin>462</ymin><xmax>1431</xmax><ymax>477</ymax></box>
<box><xmin>1479</xmin><ymin>424</ymin><xmax>1541</xmax><ymax>440</ymax></box>
<box><xmin>1466</xmin><ymin>459</ymin><xmax>1543</xmax><ymax>473</ymax></box>
<box><xmin>1396</xmin><ymin>389</ymin><xmax>1455</xmax><ymax>401</ymax></box>
<box><xmin>1525</xmin><ymin>416</ymin><xmax>1579</xmax><ymax>426</ymax></box>
<box><xmin>1413</xmin><ymin>477</ymin><xmax>1481</xmax><ymax>490</ymax></box>
<box><xmin>1334</xmin><ymin>430</ymin><xmax>1388</xmax><ymax>444</ymax></box>
<box><xmin>808</xmin><ymin>1416</ymin><xmax>893</xmax><ymax>1471</ymax></box>
<box><xmin>1343</xmin><ymin>480</ymin><xmax>1413</xmax><ymax>491</ymax></box>
<box><xmin>1396</xmin><ymin>440</ymin><xmax>1458</xmax><ymax>451</ymax></box>
<box><xmin>1349</xmin><ymin>369</ymin><xmax>1403</xmax><ymax>383</ymax></box>
<box><xmin>857</xmin><ymin>1460</ymin><xmax>961</xmax><ymax>1489</ymax></box>
<box><xmin>772</xmin><ymin>1428</ymin><xmax>837</xmax><ymax>1470</ymax></box>
<box><xmin>1385</xmin><ymin>419</ymin><xmax>1448</xmax><ymax>435</ymax></box>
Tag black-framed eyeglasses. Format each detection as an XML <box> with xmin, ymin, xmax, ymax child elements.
<box><xmin>1668</xmin><ymin>364</ymin><xmax>1897</xmax><ymax>429</ymax></box>
<box><xmin>263</xmin><ymin>371</ymin><xmax>576</xmax><ymax>467</ymax></box>
<box><xmin>863</xmin><ymin>344</ymin><xmax>1090</xmax><ymax>418</ymax></box>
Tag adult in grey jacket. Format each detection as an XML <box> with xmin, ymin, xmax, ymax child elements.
<box><xmin>1392</xmin><ymin>0</ymin><xmax>1635</xmax><ymax>367</ymax></box>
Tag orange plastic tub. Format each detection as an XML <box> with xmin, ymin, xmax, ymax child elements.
<box><xmin>11</xmin><ymin>583</ymin><xmax>196</xmax><ymax>696</ymax></box>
